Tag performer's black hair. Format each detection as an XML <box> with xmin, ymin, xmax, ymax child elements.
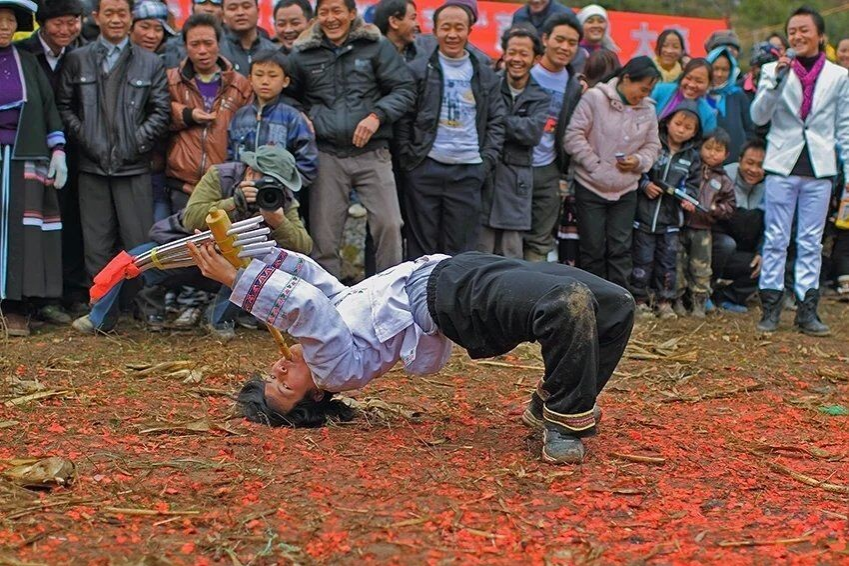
<box><xmin>236</xmin><ymin>377</ymin><xmax>355</xmax><ymax>428</ymax></box>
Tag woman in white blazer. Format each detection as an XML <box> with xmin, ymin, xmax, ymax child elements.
<box><xmin>750</xmin><ymin>6</ymin><xmax>849</xmax><ymax>336</ymax></box>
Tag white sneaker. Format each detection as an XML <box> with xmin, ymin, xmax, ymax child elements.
<box><xmin>172</xmin><ymin>307</ymin><xmax>202</xmax><ymax>329</ymax></box>
<box><xmin>348</xmin><ymin>203</ymin><xmax>367</xmax><ymax>218</ymax></box>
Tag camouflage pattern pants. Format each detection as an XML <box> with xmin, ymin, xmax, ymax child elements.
<box><xmin>678</xmin><ymin>228</ymin><xmax>713</xmax><ymax>296</ymax></box>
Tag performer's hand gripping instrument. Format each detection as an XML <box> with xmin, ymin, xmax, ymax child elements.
<box><xmin>89</xmin><ymin>213</ymin><xmax>293</xmax><ymax>358</ymax></box>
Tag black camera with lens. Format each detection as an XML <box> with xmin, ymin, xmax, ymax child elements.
<box><xmin>254</xmin><ymin>176</ymin><xmax>290</xmax><ymax>211</ymax></box>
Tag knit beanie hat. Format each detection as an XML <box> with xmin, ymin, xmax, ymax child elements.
<box><xmin>36</xmin><ymin>0</ymin><xmax>85</xmax><ymax>25</ymax></box>
<box><xmin>704</xmin><ymin>30</ymin><xmax>740</xmax><ymax>53</ymax></box>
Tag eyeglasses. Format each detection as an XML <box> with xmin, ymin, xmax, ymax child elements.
<box><xmin>193</xmin><ymin>0</ymin><xmax>222</xmax><ymax>5</ymax></box>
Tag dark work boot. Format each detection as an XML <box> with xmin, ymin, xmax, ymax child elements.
<box><xmin>794</xmin><ymin>289</ymin><xmax>831</xmax><ymax>337</ymax></box>
<box><xmin>542</xmin><ymin>423</ymin><xmax>586</xmax><ymax>464</ymax></box>
<box><xmin>756</xmin><ymin>289</ymin><xmax>783</xmax><ymax>333</ymax></box>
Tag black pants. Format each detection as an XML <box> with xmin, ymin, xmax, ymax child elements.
<box><xmin>833</xmin><ymin>228</ymin><xmax>849</xmax><ymax>281</ymax></box>
<box><xmin>522</xmin><ymin>162</ymin><xmax>561</xmax><ymax>261</ymax></box>
<box><xmin>574</xmin><ymin>182</ymin><xmax>637</xmax><ymax>289</ymax></box>
<box><xmin>712</xmin><ymin>232</ymin><xmax>760</xmax><ymax>305</ymax></box>
<box><xmin>428</xmin><ymin>252</ymin><xmax>635</xmax><ymax>437</ymax></box>
<box><xmin>631</xmin><ymin>229</ymin><xmax>679</xmax><ymax>302</ymax></box>
<box><xmin>78</xmin><ymin>172</ymin><xmax>153</xmax><ymax>278</ymax></box>
<box><xmin>711</xmin><ymin>231</ymin><xmax>737</xmax><ymax>284</ymax></box>
<box><xmin>404</xmin><ymin>158</ymin><xmax>486</xmax><ymax>257</ymax></box>
<box><xmin>56</xmin><ymin>160</ymin><xmax>89</xmax><ymax>304</ymax></box>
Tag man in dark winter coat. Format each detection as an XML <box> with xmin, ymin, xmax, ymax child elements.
<box><xmin>218</xmin><ymin>0</ymin><xmax>276</xmax><ymax>75</ymax></box>
<box><xmin>15</xmin><ymin>0</ymin><xmax>86</xmax><ymax>90</ymax></box>
<box><xmin>712</xmin><ymin>138</ymin><xmax>767</xmax><ymax>313</ymax></box>
<box><xmin>478</xmin><ymin>27</ymin><xmax>549</xmax><ymax>258</ymax></box>
<box><xmin>395</xmin><ymin>0</ymin><xmax>506</xmax><ymax>257</ymax></box>
<box><xmin>57</xmin><ymin>0</ymin><xmax>170</xmax><ymax>280</ymax></box>
<box><xmin>286</xmin><ymin>0</ymin><xmax>415</xmax><ymax>277</ymax></box>
<box><xmin>511</xmin><ymin>0</ymin><xmax>571</xmax><ymax>36</ymax></box>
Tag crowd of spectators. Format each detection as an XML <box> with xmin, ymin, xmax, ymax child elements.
<box><xmin>1</xmin><ymin>0</ymin><xmax>847</xmax><ymax>340</ymax></box>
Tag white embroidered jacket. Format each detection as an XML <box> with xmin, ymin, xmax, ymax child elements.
<box><xmin>751</xmin><ymin>59</ymin><xmax>849</xmax><ymax>179</ymax></box>
<box><xmin>229</xmin><ymin>248</ymin><xmax>453</xmax><ymax>392</ymax></box>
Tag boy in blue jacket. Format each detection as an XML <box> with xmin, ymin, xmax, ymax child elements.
<box><xmin>227</xmin><ymin>50</ymin><xmax>318</xmax><ymax>188</ymax></box>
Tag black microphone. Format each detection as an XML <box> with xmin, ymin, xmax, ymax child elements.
<box><xmin>775</xmin><ymin>48</ymin><xmax>797</xmax><ymax>85</ymax></box>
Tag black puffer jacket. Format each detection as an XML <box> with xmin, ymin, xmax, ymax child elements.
<box><xmin>635</xmin><ymin>132</ymin><xmax>702</xmax><ymax>234</ymax></box>
<box><xmin>554</xmin><ymin>66</ymin><xmax>583</xmax><ymax>173</ymax></box>
<box><xmin>395</xmin><ymin>48</ymin><xmax>506</xmax><ymax>171</ymax></box>
<box><xmin>286</xmin><ymin>18</ymin><xmax>415</xmax><ymax>157</ymax></box>
<box><xmin>57</xmin><ymin>41</ymin><xmax>170</xmax><ymax>176</ymax></box>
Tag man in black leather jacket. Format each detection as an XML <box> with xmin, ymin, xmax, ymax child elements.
<box><xmin>57</xmin><ymin>0</ymin><xmax>170</xmax><ymax>280</ymax></box>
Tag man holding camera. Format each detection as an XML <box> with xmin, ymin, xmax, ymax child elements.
<box><xmin>73</xmin><ymin>146</ymin><xmax>311</xmax><ymax>337</ymax></box>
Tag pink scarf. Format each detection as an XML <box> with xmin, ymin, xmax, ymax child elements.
<box><xmin>792</xmin><ymin>52</ymin><xmax>826</xmax><ymax>121</ymax></box>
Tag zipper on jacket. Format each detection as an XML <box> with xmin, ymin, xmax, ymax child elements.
<box><xmin>197</xmin><ymin>125</ymin><xmax>209</xmax><ymax>179</ymax></box>
<box><xmin>651</xmin><ymin>152</ymin><xmax>674</xmax><ymax>233</ymax></box>
<box><xmin>254</xmin><ymin>107</ymin><xmax>263</xmax><ymax>154</ymax></box>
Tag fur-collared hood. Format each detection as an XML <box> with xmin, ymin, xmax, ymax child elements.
<box><xmin>294</xmin><ymin>17</ymin><xmax>381</xmax><ymax>51</ymax></box>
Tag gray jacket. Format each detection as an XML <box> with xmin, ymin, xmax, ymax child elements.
<box><xmin>219</xmin><ymin>30</ymin><xmax>277</xmax><ymax>76</ymax></box>
<box><xmin>286</xmin><ymin>18</ymin><xmax>415</xmax><ymax>157</ymax></box>
<box><xmin>395</xmin><ymin>48</ymin><xmax>506</xmax><ymax>172</ymax></box>
<box><xmin>482</xmin><ymin>75</ymin><xmax>550</xmax><ymax>230</ymax></box>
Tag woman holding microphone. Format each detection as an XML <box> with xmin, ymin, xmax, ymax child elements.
<box><xmin>751</xmin><ymin>6</ymin><xmax>849</xmax><ymax>336</ymax></box>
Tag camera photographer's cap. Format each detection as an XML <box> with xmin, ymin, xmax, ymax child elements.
<box><xmin>240</xmin><ymin>145</ymin><xmax>302</xmax><ymax>193</ymax></box>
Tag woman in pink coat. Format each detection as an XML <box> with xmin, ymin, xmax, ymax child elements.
<box><xmin>564</xmin><ymin>56</ymin><xmax>661</xmax><ymax>289</ymax></box>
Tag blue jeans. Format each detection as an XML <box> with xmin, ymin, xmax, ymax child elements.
<box><xmin>88</xmin><ymin>242</ymin><xmax>240</xmax><ymax>330</ymax></box>
<box><xmin>152</xmin><ymin>173</ymin><xmax>171</xmax><ymax>222</ymax></box>
<box><xmin>631</xmin><ymin>229</ymin><xmax>679</xmax><ymax>302</ymax></box>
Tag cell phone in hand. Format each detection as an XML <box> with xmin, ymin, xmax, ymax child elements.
<box><xmin>615</xmin><ymin>152</ymin><xmax>626</xmax><ymax>163</ymax></box>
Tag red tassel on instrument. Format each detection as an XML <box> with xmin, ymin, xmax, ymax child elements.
<box><xmin>89</xmin><ymin>251</ymin><xmax>141</xmax><ymax>303</ymax></box>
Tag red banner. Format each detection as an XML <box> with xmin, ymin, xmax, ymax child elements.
<box><xmin>167</xmin><ymin>0</ymin><xmax>726</xmax><ymax>60</ymax></box>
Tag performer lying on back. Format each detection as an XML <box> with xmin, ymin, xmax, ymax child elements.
<box><xmin>188</xmin><ymin>244</ymin><xmax>635</xmax><ymax>464</ymax></box>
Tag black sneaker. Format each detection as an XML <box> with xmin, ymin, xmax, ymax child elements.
<box><xmin>521</xmin><ymin>393</ymin><xmax>546</xmax><ymax>429</ymax></box>
<box><xmin>542</xmin><ymin>424</ymin><xmax>586</xmax><ymax>464</ymax></box>
<box><xmin>38</xmin><ymin>304</ymin><xmax>72</xmax><ymax>325</ymax></box>
<box><xmin>145</xmin><ymin>314</ymin><xmax>166</xmax><ymax>333</ymax></box>
<box><xmin>236</xmin><ymin>312</ymin><xmax>259</xmax><ymax>330</ymax></box>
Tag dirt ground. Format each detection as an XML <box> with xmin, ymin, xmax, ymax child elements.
<box><xmin>1</xmin><ymin>299</ymin><xmax>848</xmax><ymax>565</ymax></box>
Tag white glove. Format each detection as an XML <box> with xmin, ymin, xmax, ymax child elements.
<box><xmin>48</xmin><ymin>150</ymin><xmax>68</xmax><ymax>190</ymax></box>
